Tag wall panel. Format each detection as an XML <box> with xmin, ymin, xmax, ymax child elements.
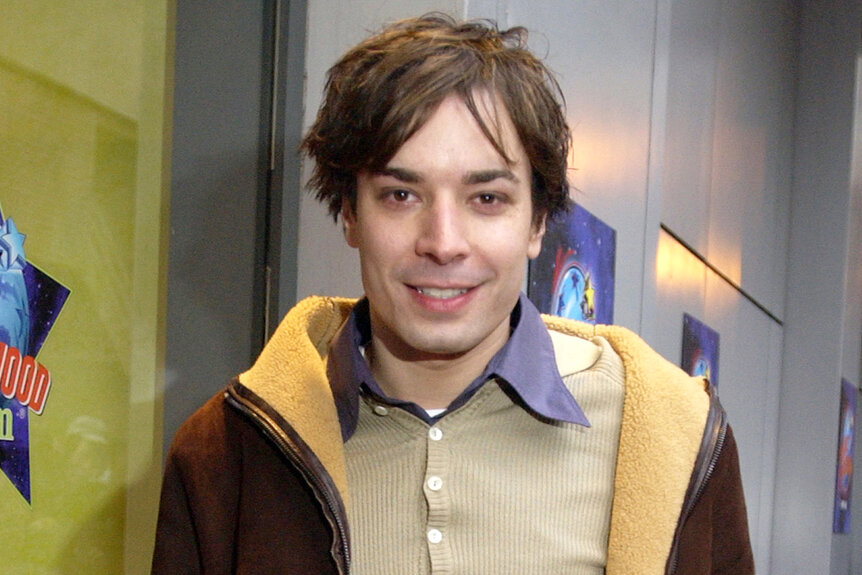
<box><xmin>661</xmin><ymin>0</ymin><xmax>794</xmax><ymax>321</ymax></box>
<box><xmin>492</xmin><ymin>0</ymin><xmax>657</xmax><ymax>332</ymax></box>
<box><xmin>707</xmin><ymin>0</ymin><xmax>794</xmax><ymax>318</ymax></box>
<box><xmin>165</xmin><ymin>0</ymin><xmax>268</xmax><ymax>459</ymax></box>
<box><xmin>660</xmin><ymin>0</ymin><xmax>721</xmax><ymax>256</ymax></box>
<box><xmin>772</xmin><ymin>3</ymin><xmax>861</xmax><ymax>573</ymax></box>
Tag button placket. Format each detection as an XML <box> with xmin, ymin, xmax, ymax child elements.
<box><xmin>425</xmin><ymin>423</ymin><xmax>452</xmax><ymax>572</ymax></box>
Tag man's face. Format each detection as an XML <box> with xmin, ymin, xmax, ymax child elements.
<box><xmin>344</xmin><ymin>92</ymin><xmax>545</xmax><ymax>364</ymax></box>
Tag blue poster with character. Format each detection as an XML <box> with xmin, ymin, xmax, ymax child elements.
<box><xmin>0</xmin><ymin>207</ymin><xmax>70</xmax><ymax>503</ymax></box>
<box><xmin>833</xmin><ymin>378</ymin><xmax>856</xmax><ymax>534</ymax></box>
<box><xmin>528</xmin><ymin>203</ymin><xmax>616</xmax><ymax>325</ymax></box>
<box><xmin>681</xmin><ymin>313</ymin><xmax>720</xmax><ymax>389</ymax></box>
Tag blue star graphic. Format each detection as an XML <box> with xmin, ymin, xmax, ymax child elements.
<box><xmin>0</xmin><ymin>210</ymin><xmax>69</xmax><ymax>504</ymax></box>
<box><xmin>0</xmin><ymin>218</ymin><xmax>26</xmax><ymax>271</ymax></box>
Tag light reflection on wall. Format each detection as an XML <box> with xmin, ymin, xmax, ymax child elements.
<box><xmin>656</xmin><ymin>228</ymin><xmax>705</xmax><ymax>295</ymax></box>
<box><xmin>656</xmin><ymin>227</ymin><xmax>738</xmax><ymax>322</ymax></box>
<box><xmin>567</xmin><ymin>121</ymin><xmax>651</xmax><ymax>202</ymax></box>
<box><xmin>708</xmin><ymin>121</ymin><xmax>767</xmax><ymax>288</ymax></box>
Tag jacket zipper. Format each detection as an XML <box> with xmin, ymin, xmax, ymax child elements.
<box><xmin>225</xmin><ymin>387</ymin><xmax>351</xmax><ymax>575</ymax></box>
<box><xmin>665</xmin><ymin>384</ymin><xmax>728</xmax><ymax>575</ymax></box>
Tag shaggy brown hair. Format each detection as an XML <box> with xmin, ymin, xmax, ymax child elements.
<box><xmin>300</xmin><ymin>13</ymin><xmax>571</xmax><ymax>222</ymax></box>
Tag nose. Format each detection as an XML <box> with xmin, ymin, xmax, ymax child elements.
<box><xmin>414</xmin><ymin>199</ymin><xmax>470</xmax><ymax>264</ymax></box>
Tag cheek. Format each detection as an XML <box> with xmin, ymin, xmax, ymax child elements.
<box><xmin>486</xmin><ymin>220</ymin><xmax>544</xmax><ymax>265</ymax></box>
<box><xmin>358</xmin><ymin>229</ymin><xmax>403</xmax><ymax>274</ymax></box>
<box><xmin>485</xmin><ymin>241</ymin><xmax>533</xmax><ymax>280</ymax></box>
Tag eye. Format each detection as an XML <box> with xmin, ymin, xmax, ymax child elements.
<box><xmin>390</xmin><ymin>189</ymin><xmax>412</xmax><ymax>202</ymax></box>
<box><xmin>477</xmin><ymin>193</ymin><xmax>499</xmax><ymax>204</ymax></box>
<box><xmin>378</xmin><ymin>188</ymin><xmax>419</xmax><ymax>208</ymax></box>
<box><xmin>471</xmin><ymin>192</ymin><xmax>509</xmax><ymax>213</ymax></box>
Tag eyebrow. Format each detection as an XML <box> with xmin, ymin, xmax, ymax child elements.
<box><xmin>377</xmin><ymin>167</ymin><xmax>422</xmax><ymax>183</ymax></box>
<box><xmin>376</xmin><ymin>167</ymin><xmax>518</xmax><ymax>185</ymax></box>
<box><xmin>462</xmin><ymin>169</ymin><xmax>518</xmax><ymax>185</ymax></box>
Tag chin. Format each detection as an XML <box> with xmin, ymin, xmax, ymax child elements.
<box><xmin>403</xmin><ymin>329</ymin><xmax>486</xmax><ymax>358</ymax></box>
<box><xmin>409</xmin><ymin>339</ymin><xmax>467</xmax><ymax>357</ymax></box>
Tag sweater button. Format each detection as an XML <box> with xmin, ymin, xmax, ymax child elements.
<box><xmin>428</xmin><ymin>427</ymin><xmax>443</xmax><ymax>441</ymax></box>
<box><xmin>427</xmin><ymin>528</ymin><xmax>443</xmax><ymax>544</ymax></box>
<box><xmin>427</xmin><ymin>476</ymin><xmax>443</xmax><ymax>491</ymax></box>
<box><xmin>373</xmin><ymin>405</ymin><xmax>389</xmax><ymax>416</ymax></box>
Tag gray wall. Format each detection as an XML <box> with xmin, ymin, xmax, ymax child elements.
<box><xmin>292</xmin><ymin>1</ymin><xmax>862</xmax><ymax>573</ymax></box>
<box><xmin>166</xmin><ymin>0</ymin><xmax>270</xmax><ymax>452</ymax></box>
<box><xmin>773</xmin><ymin>2</ymin><xmax>862</xmax><ymax>574</ymax></box>
<box><xmin>166</xmin><ymin>0</ymin><xmax>307</xmax><ymax>454</ymax></box>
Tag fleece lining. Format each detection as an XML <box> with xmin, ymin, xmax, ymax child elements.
<box><xmin>239</xmin><ymin>296</ymin><xmax>355</xmax><ymax>501</ymax></box>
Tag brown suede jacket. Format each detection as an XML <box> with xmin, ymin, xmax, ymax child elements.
<box><xmin>152</xmin><ymin>296</ymin><xmax>754</xmax><ymax>574</ymax></box>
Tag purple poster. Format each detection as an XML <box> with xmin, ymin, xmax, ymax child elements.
<box><xmin>0</xmin><ymin>206</ymin><xmax>70</xmax><ymax>503</ymax></box>
<box><xmin>833</xmin><ymin>378</ymin><xmax>856</xmax><ymax>534</ymax></box>
<box><xmin>528</xmin><ymin>203</ymin><xmax>616</xmax><ymax>325</ymax></box>
<box><xmin>681</xmin><ymin>313</ymin><xmax>719</xmax><ymax>388</ymax></box>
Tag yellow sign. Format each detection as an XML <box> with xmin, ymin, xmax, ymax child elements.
<box><xmin>0</xmin><ymin>2</ymin><xmax>171</xmax><ymax>573</ymax></box>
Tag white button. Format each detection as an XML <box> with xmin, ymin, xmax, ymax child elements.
<box><xmin>428</xmin><ymin>427</ymin><xmax>443</xmax><ymax>441</ymax></box>
<box><xmin>373</xmin><ymin>405</ymin><xmax>389</xmax><ymax>416</ymax></box>
<box><xmin>427</xmin><ymin>476</ymin><xmax>443</xmax><ymax>491</ymax></box>
<box><xmin>427</xmin><ymin>528</ymin><xmax>443</xmax><ymax>544</ymax></box>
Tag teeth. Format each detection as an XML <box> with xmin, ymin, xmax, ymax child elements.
<box><xmin>416</xmin><ymin>287</ymin><xmax>468</xmax><ymax>299</ymax></box>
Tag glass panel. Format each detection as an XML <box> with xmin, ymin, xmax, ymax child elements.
<box><xmin>0</xmin><ymin>2</ymin><xmax>171</xmax><ymax>572</ymax></box>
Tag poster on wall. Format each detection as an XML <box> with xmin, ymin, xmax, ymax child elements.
<box><xmin>681</xmin><ymin>313</ymin><xmax>720</xmax><ymax>388</ymax></box>
<box><xmin>0</xmin><ymin>206</ymin><xmax>70</xmax><ymax>503</ymax></box>
<box><xmin>528</xmin><ymin>203</ymin><xmax>616</xmax><ymax>324</ymax></box>
<box><xmin>833</xmin><ymin>378</ymin><xmax>856</xmax><ymax>534</ymax></box>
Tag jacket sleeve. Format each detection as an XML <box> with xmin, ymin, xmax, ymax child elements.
<box><xmin>151</xmin><ymin>442</ymin><xmax>205</xmax><ymax>574</ymax></box>
<box><xmin>674</xmin><ymin>424</ymin><xmax>755</xmax><ymax>575</ymax></box>
<box><xmin>151</xmin><ymin>388</ymin><xmax>342</xmax><ymax>575</ymax></box>
<box><xmin>151</xmin><ymin>392</ymin><xmax>241</xmax><ymax>574</ymax></box>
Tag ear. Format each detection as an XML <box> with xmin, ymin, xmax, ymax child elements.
<box><xmin>342</xmin><ymin>196</ymin><xmax>360</xmax><ymax>248</ymax></box>
<box><xmin>527</xmin><ymin>213</ymin><xmax>546</xmax><ymax>259</ymax></box>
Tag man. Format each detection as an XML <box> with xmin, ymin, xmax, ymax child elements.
<box><xmin>153</xmin><ymin>14</ymin><xmax>753</xmax><ymax>574</ymax></box>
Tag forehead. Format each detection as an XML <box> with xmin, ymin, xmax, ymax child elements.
<box><xmin>386</xmin><ymin>92</ymin><xmax>528</xmax><ymax>172</ymax></box>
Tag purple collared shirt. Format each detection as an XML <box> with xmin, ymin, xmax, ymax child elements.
<box><xmin>326</xmin><ymin>293</ymin><xmax>590</xmax><ymax>441</ymax></box>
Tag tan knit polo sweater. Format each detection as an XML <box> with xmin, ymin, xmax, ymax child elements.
<box><xmin>345</xmin><ymin>334</ymin><xmax>625</xmax><ymax>574</ymax></box>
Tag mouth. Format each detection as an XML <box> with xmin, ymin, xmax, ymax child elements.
<box><xmin>412</xmin><ymin>286</ymin><xmax>471</xmax><ymax>299</ymax></box>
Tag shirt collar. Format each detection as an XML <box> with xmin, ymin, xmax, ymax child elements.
<box><xmin>327</xmin><ymin>294</ymin><xmax>590</xmax><ymax>441</ymax></box>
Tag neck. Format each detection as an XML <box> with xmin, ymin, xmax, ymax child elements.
<box><xmin>366</xmin><ymin>328</ymin><xmax>508</xmax><ymax>411</ymax></box>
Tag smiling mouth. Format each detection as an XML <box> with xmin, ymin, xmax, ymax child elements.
<box><xmin>413</xmin><ymin>286</ymin><xmax>470</xmax><ymax>299</ymax></box>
